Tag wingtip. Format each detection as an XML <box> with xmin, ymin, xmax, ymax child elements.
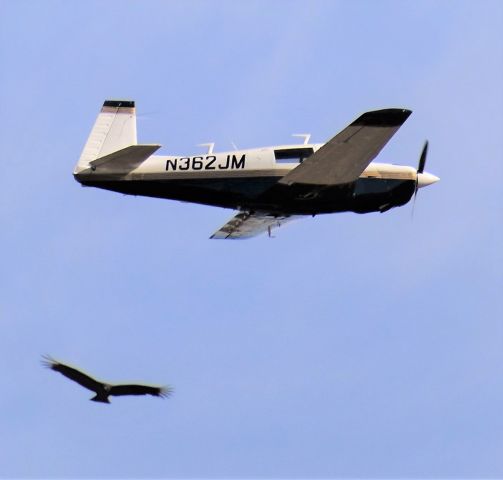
<box><xmin>354</xmin><ymin>108</ymin><xmax>412</xmax><ymax>127</ymax></box>
<box><xmin>160</xmin><ymin>386</ymin><xmax>174</xmax><ymax>398</ymax></box>
<box><xmin>41</xmin><ymin>354</ymin><xmax>55</xmax><ymax>368</ymax></box>
<box><xmin>103</xmin><ymin>99</ymin><xmax>135</xmax><ymax>108</ymax></box>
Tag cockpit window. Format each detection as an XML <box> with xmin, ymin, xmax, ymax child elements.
<box><xmin>274</xmin><ymin>147</ymin><xmax>314</xmax><ymax>163</ymax></box>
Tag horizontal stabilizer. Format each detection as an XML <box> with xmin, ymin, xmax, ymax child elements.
<box><xmin>279</xmin><ymin>108</ymin><xmax>411</xmax><ymax>186</ymax></box>
<box><xmin>88</xmin><ymin>144</ymin><xmax>161</xmax><ymax>173</ymax></box>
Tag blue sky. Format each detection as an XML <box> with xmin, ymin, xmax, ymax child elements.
<box><xmin>1</xmin><ymin>0</ymin><xmax>502</xmax><ymax>477</ymax></box>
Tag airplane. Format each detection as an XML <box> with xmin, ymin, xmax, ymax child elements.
<box><xmin>73</xmin><ymin>100</ymin><xmax>439</xmax><ymax>239</ymax></box>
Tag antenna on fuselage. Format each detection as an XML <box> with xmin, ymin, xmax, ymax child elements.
<box><xmin>198</xmin><ymin>143</ymin><xmax>215</xmax><ymax>154</ymax></box>
<box><xmin>292</xmin><ymin>133</ymin><xmax>311</xmax><ymax>145</ymax></box>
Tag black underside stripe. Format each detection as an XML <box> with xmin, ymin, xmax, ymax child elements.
<box><xmin>79</xmin><ymin>177</ymin><xmax>416</xmax><ymax>215</ymax></box>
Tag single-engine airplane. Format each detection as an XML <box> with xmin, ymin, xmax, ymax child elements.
<box><xmin>74</xmin><ymin>100</ymin><xmax>439</xmax><ymax>239</ymax></box>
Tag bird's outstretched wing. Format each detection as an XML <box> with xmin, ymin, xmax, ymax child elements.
<box><xmin>41</xmin><ymin>355</ymin><xmax>103</xmax><ymax>393</ymax></box>
<box><xmin>109</xmin><ymin>384</ymin><xmax>173</xmax><ymax>398</ymax></box>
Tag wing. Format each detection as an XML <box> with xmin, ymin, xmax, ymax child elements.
<box><xmin>279</xmin><ymin>108</ymin><xmax>411</xmax><ymax>186</ymax></box>
<box><xmin>210</xmin><ymin>211</ymin><xmax>300</xmax><ymax>239</ymax></box>
<box><xmin>41</xmin><ymin>355</ymin><xmax>102</xmax><ymax>392</ymax></box>
<box><xmin>109</xmin><ymin>384</ymin><xmax>173</xmax><ymax>398</ymax></box>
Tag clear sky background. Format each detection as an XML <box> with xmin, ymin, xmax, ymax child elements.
<box><xmin>1</xmin><ymin>0</ymin><xmax>502</xmax><ymax>478</ymax></box>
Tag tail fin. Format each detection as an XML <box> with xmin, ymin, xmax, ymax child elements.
<box><xmin>74</xmin><ymin>100</ymin><xmax>137</xmax><ymax>174</ymax></box>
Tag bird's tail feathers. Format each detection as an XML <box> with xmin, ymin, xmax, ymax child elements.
<box><xmin>90</xmin><ymin>394</ymin><xmax>111</xmax><ymax>404</ymax></box>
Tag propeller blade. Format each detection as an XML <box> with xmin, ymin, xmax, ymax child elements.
<box><xmin>411</xmin><ymin>190</ymin><xmax>417</xmax><ymax>219</ymax></box>
<box><xmin>417</xmin><ymin>140</ymin><xmax>428</xmax><ymax>174</ymax></box>
<box><xmin>412</xmin><ymin>140</ymin><xmax>429</xmax><ymax>219</ymax></box>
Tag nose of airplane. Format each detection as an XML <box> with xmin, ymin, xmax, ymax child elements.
<box><xmin>417</xmin><ymin>171</ymin><xmax>440</xmax><ymax>188</ymax></box>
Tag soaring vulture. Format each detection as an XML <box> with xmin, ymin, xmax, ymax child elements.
<box><xmin>42</xmin><ymin>355</ymin><xmax>172</xmax><ymax>403</ymax></box>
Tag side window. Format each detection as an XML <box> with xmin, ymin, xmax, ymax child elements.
<box><xmin>274</xmin><ymin>147</ymin><xmax>314</xmax><ymax>164</ymax></box>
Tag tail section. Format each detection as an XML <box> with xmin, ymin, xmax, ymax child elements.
<box><xmin>75</xmin><ymin>100</ymin><xmax>137</xmax><ymax>174</ymax></box>
<box><xmin>90</xmin><ymin>393</ymin><xmax>111</xmax><ymax>404</ymax></box>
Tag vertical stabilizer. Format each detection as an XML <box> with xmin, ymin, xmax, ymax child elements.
<box><xmin>75</xmin><ymin>100</ymin><xmax>137</xmax><ymax>173</ymax></box>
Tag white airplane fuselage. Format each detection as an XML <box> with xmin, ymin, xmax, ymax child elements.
<box><xmin>76</xmin><ymin>144</ymin><xmax>436</xmax><ymax>215</ymax></box>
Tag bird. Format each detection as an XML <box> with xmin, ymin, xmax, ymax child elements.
<box><xmin>42</xmin><ymin>355</ymin><xmax>172</xmax><ymax>404</ymax></box>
